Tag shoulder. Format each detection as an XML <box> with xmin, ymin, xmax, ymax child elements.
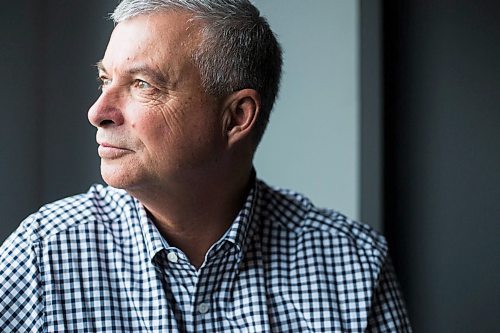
<box><xmin>16</xmin><ymin>184</ymin><xmax>133</xmax><ymax>245</ymax></box>
<box><xmin>0</xmin><ymin>186</ymin><xmax>132</xmax><ymax>330</ymax></box>
<box><xmin>256</xmin><ymin>179</ymin><xmax>387</xmax><ymax>260</ymax></box>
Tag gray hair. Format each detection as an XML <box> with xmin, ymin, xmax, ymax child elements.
<box><xmin>111</xmin><ymin>0</ymin><xmax>282</xmax><ymax>146</ymax></box>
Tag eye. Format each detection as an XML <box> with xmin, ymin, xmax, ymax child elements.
<box><xmin>135</xmin><ymin>80</ymin><xmax>152</xmax><ymax>90</ymax></box>
<box><xmin>97</xmin><ymin>76</ymin><xmax>112</xmax><ymax>90</ymax></box>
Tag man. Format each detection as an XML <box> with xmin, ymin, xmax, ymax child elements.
<box><xmin>0</xmin><ymin>0</ymin><xmax>411</xmax><ymax>331</ymax></box>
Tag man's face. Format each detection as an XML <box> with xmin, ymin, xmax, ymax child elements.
<box><xmin>88</xmin><ymin>12</ymin><xmax>226</xmax><ymax>192</ymax></box>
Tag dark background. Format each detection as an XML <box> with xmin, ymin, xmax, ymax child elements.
<box><xmin>380</xmin><ymin>1</ymin><xmax>500</xmax><ymax>331</ymax></box>
<box><xmin>0</xmin><ymin>0</ymin><xmax>119</xmax><ymax>225</ymax></box>
<box><xmin>1</xmin><ymin>1</ymin><xmax>499</xmax><ymax>332</ymax></box>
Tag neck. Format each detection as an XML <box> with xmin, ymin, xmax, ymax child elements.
<box><xmin>128</xmin><ymin>166</ymin><xmax>253</xmax><ymax>269</ymax></box>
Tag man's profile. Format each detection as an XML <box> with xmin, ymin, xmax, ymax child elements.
<box><xmin>0</xmin><ymin>0</ymin><xmax>411</xmax><ymax>331</ymax></box>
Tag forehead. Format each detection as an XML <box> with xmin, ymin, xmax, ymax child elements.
<box><xmin>101</xmin><ymin>11</ymin><xmax>201</xmax><ymax>74</ymax></box>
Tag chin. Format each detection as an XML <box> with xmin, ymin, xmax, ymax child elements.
<box><xmin>101</xmin><ymin>173</ymin><xmax>130</xmax><ymax>189</ymax></box>
<box><xmin>100</xmin><ymin>162</ymin><xmax>137</xmax><ymax>189</ymax></box>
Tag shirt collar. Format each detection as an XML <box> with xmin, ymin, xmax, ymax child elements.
<box><xmin>134</xmin><ymin>198</ymin><xmax>166</xmax><ymax>262</ymax></box>
<box><xmin>214</xmin><ymin>175</ymin><xmax>257</xmax><ymax>259</ymax></box>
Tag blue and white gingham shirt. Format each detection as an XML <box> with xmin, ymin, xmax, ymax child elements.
<box><xmin>0</xmin><ymin>178</ymin><xmax>411</xmax><ymax>332</ymax></box>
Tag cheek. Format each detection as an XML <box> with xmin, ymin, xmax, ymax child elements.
<box><xmin>130</xmin><ymin>98</ymin><xmax>222</xmax><ymax>154</ymax></box>
<box><xmin>132</xmin><ymin>108</ymin><xmax>193</xmax><ymax>165</ymax></box>
<box><xmin>129</xmin><ymin>104</ymin><xmax>176</xmax><ymax>141</ymax></box>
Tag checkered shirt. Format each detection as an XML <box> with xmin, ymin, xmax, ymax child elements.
<box><xmin>1</xmin><ymin>178</ymin><xmax>411</xmax><ymax>332</ymax></box>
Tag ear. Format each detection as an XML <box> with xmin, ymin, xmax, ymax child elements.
<box><xmin>222</xmin><ymin>89</ymin><xmax>260</xmax><ymax>146</ymax></box>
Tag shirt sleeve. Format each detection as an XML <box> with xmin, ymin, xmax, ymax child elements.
<box><xmin>0</xmin><ymin>217</ymin><xmax>45</xmax><ymax>333</ymax></box>
<box><xmin>367</xmin><ymin>255</ymin><xmax>412</xmax><ymax>333</ymax></box>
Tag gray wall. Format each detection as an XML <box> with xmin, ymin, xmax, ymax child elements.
<box><xmin>383</xmin><ymin>1</ymin><xmax>500</xmax><ymax>332</ymax></box>
<box><xmin>253</xmin><ymin>0</ymin><xmax>361</xmax><ymax>221</ymax></box>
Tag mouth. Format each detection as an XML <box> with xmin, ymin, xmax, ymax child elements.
<box><xmin>97</xmin><ymin>142</ymin><xmax>132</xmax><ymax>159</ymax></box>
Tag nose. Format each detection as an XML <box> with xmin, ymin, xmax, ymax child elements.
<box><xmin>88</xmin><ymin>89</ymin><xmax>125</xmax><ymax>128</ymax></box>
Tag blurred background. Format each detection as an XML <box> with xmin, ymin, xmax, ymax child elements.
<box><xmin>1</xmin><ymin>1</ymin><xmax>499</xmax><ymax>332</ymax></box>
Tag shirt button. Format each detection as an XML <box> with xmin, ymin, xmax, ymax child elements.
<box><xmin>198</xmin><ymin>303</ymin><xmax>210</xmax><ymax>314</ymax></box>
<box><xmin>166</xmin><ymin>252</ymin><xmax>178</xmax><ymax>263</ymax></box>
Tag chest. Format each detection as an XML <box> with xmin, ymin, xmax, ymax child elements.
<box><xmin>40</xmin><ymin>243</ymin><xmax>374</xmax><ymax>332</ymax></box>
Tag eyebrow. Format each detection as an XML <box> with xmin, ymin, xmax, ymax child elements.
<box><xmin>95</xmin><ymin>60</ymin><xmax>170</xmax><ymax>87</ymax></box>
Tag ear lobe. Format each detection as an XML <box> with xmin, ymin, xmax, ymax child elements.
<box><xmin>225</xmin><ymin>89</ymin><xmax>260</xmax><ymax>145</ymax></box>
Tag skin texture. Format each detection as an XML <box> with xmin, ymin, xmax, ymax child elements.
<box><xmin>88</xmin><ymin>11</ymin><xmax>260</xmax><ymax>268</ymax></box>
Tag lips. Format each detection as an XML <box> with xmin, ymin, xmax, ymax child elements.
<box><xmin>97</xmin><ymin>142</ymin><xmax>132</xmax><ymax>159</ymax></box>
